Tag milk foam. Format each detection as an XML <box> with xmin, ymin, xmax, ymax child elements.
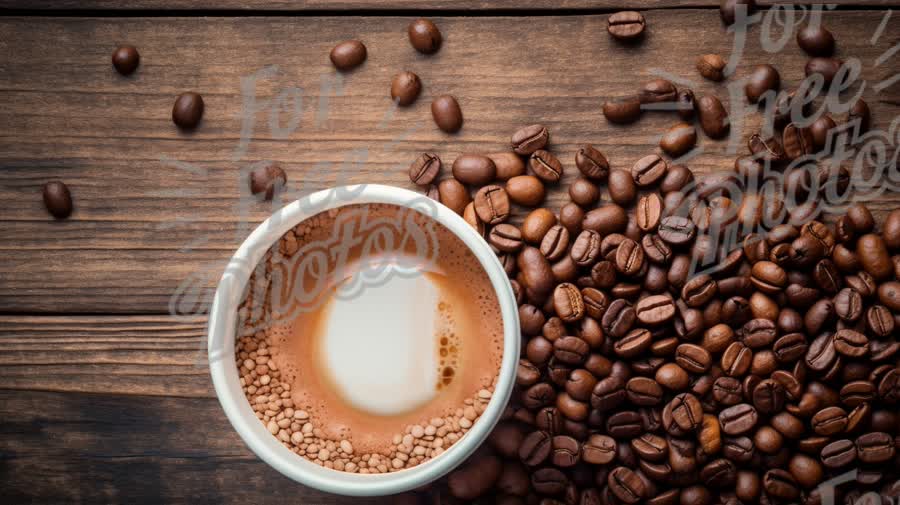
<box><xmin>319</xmin><ymin>269</ymin><xmax>440</xmax><ymax>416</ymax></box>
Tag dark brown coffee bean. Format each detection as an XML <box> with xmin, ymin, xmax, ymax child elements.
<box><xmin>632</xmin><ymin>155</ymin><xmax>667</xmax><ymax>187</ymax></box>
<box><xmin>607</xmin><ymin>11</ymin><xmax>645</xmax><ymax>41</ymax></box>
<box><xmin>573</xmin><ymin>144</ymin><xmax>609</xmax><ymax>181</ymax></box>
<box><xmin>431</xmin><ymin>95</ymin><xmax>463</xmax><ymax>133</ymax></box>
<box><xmin>660</xmin><ymin>123</ymin><xmax>697</xmax><ymax>157</ymax></box>
<box><xmin>883</xmin><ymin>209</ymin><xmax>900</xmax><ymax>250</ymax></box>
<box><xmin>390</xmin><ymin>71</ymin><xmax>421</xmax><ymax>106</ymax></box>
<box><xmin>682</xmin><ymin>275</ymin><xmax>717</xmax><ymax>308</ymax></box>
<box><xmin>675</xmin><ymin>343</ymin><xmax>712</xmax><ymax>374</ymax></box>
<box><xmin>592</xmin><ymin>377</ymin><xmax>626</xmax><ymax>412</ymax></box>
<box><xmin>833</xmin><ymin>329</ymin><xmax>868</xmax><ymax>358</ymax></box>
<box><xmin>554</xmin><ymin>284</ymin><xmax>585</xmax><ymax>323</ymax></box>
<box><xmin>570</xmin><ymin>230</ymin><xmax>601</xmax><ymax>267</ymax></box>
<box><xmin>603</xmin><ymin>97</ymin><xmax>642</xmax><ymax>124</ymax></box>
<box><xmin>437</xmin><ymin>178</ymin><xmax>470</xmax><ymax>215</ymax></box>
<box><xmin>696</xmin><ymin>95</ymin><xmax>730</xmax><ymax>139</ymax></box>
<box><xmin>809</xmin><ymin>114</ymin><xmax>837</xmax><ymax>150</ymax></box>
<box><xmin>583</xmin><ymin>434</ymin><xmax>616</xmax><ymax>464</ymax></box>
<box><xmin>506</xmin><ymin>175</ymin><xmax>545</xmax><ymax>207</ymax></box>
<box><xmin>763</xmin><ymin>469</ymin><xmax>800</xmax><ymax>500</ymax></box>
<box><xmin>719</xmin><ymin>403</ymin><xmax>758</xmax><ymax>435</ymax></box>
<box><xmin>452</xmin><ymin>154</ymin><xmax>496</xmax><ymax>186</ymax></box>
<box><xmin>782</xmin><ymin>123</ymin><xmax>814</xmax><ymax>159</ymax></box>
<box><xmin>713</xmin><ymin>376</ymin><xmax>743</xmax><ymax>405</ymax></box>
<box><xmin>635</xmin><ymin>294</ymin><xmax>675</xmax><ymax>325</ymax></box>
<box><xmin>530</xmin><ymin>150</ymin><xmax>563</xmax><ymax>183</ymax></box>
<box><xmin>613</xmin><ymin>329</ymin><xmax>652</xmax><ymax>359</ymax></box>
<box><xmin>111</xmin><ymin>45</ymin><xmax>140</xmax><ymax>75</ymax></box>
<box><xmin>408</xmin><ymin>18</ymin><xmax>442</xmax><ymax>54</ymax></box>
<box><xmin>518</xmin><ymin>209</ymin><xmax>555</xmax><ymax>245</ymax></box>
<box><xmin>720</xmin><ymin>0</ymin><xmax>757</xmax><ymax>25</ymax></box>
<box><xmin>511</xmin><ymin>124</ymin><xmax>549</xmax><ymax>155</ymax></box>
<box><xmin>615</xmin><ymin>238</ymin><xmax>644</xmax><ymax>276</ymax></box>
<box><xmin>557</xmin><ymin>392</ymin><xmax>589</xmax><ymax>421</ymax></box>
<box><xmin>249</xmin><ymin>163</ymin><xmax>287</xmax><ymax>200</ymax></box>
<box><xmin>520</xmin><ymin>430</ymin><xmax>552</xmax><ymax>466</ymax></box>
<box><xmin>878</xmin><ymin>281</ymin><xmax>900</xmax><ymax>311</ymax></box>
<box><xmin>601</xmin><ymin>299</ymin><xmax>635</xmax><ymax>339</ymax></box>
<box><xmin>858</xmin><ymin>233</ymin><xmax>893</xmax><ymax>280</ymax></box>
<box><xmin>517</xmin><ymin>359</ymin><xmax>541</xmax><ymax>386</ymax></box>
<box><xmin>697</xmin><ymin>54</ymin><xmax>726</xmax><ymax>82</ymax></box>
<box><xmin>489</xmin><ymin>224</ymin><xmax>523</xmax><ymax>253</ymax></box>
<box><xmin>473</xmin><ymin>185</ymin><xmax>509</xmax><ymax>225</ymax></box>
<box><xmin>42</xmin><ymin>181</ymin><xmax>73</xmax><ymax>219</ymax></box>
<box><xmin>566</xmin><ymin>369</ymin><xmax>598</xmax><ymax>403</ymax></box>
<box><xmin>833</xmin><ymin>288</ymin><xmax>862</xmax><ymax>322</ymax></box>
<box><xmin>772</xmin><ymin>333</ymin><xmax>807</xmax><ymax>363</ymax></box>
<box><xmin>752</xmin><ymin>379</ymin><xmax>786</xmax><ymax>415</ymax></box>
<box><xmin>408</xmin><ymin>153</ymin><xmax>441</xmax><ymax>186</ymax></box>
<box><xmin>550</xmin><ymin>435</ymin><xmax>581</xmax><ymax>468</ymax></box>
<box><xmin>540</xmin><ymin>225</ymin><xmax>570</xmax><ymax>262</ymax></box>
<box><xmin>569</xmin><ymin>178</ymin><xmax>600</xmax><ymax>207</ymax></box>
<box><xmin>531</xmin><ymin>467</ymin><xmax>568</xmax><ymax>495</ymax></box>
<box><xmin>329</xmin><ymin>40</ymin><xmax>367</xmax><ymax>70</ymax></box>
<box><xmin>748</xmin><ymin>133</ymin><xmax>786</xmax><ymax>162</ymax></box>
<box><xmin>663</xmin><ymin>393</ymin><xmax>703</xmax><ymax>433</ymax></box>
<box><xmin>805</xmin><ymin>57</ymin><xmax>842</xmax><ymax>85</ymax></box>
<box><xmin>723</xmin><ymin>436</ymin><xmax>755</xmax><ymax>463</ymax></box>
<box><xmin>519</xmin><ymin>246</ymin><xmax>555</xmax><ymax>296</ymax></box>
<box><xmin>172</xmin><ymin>92</ymin><xmax>204</xmax><ymax>129</ymax></box>
<box><xmin>744</xmin><ymin>64</ymin><xmax>781</xmax><ymax>104</ymax></box>
<box><xmin>641</xmin><ymin>234</ymin><xmax>671</xmax><ymax>265</ymax></box>
<box><xmin>805</xmin><ymin>332</ymin><xmax>837</xmax><ymax>372</ymax></box>
<box><xmin>626</xmin><ymin>377</ymin><xmax>664</xmax><ymax>406</ymax></box>
<box><xmin>866</xmin><ymin>305</ymin><xmax>895</xmax><ymax>337</ymax></box>
<box><xmin>658</xmin><ymin>216</ymin><xmax>696</xmax><ymax>246</ymax></box>
<box><xmin>554</xmin><ymin>336</ymin><xmax>590</xmax><ymax>365</ymax></box>
<box><xmin>821</xmin><ymin>438</ymin><xmax>856</xmax><ymax>469</ymax></box>
<box><xmin>856</xmin><ymin>432</ymin><xmax>896</xmax><ymax>464</ymax></box>
<box><xmin>583</xmin><ymin>204</ymin><xmax>628</xmax><ymax>236</ymax></box>
<box><xmin>608</xmin><ymin>466</ymin><xmax>645</xmax><ymax>504</ymax></box>
<box><xmin>485</xmin><ymin>152</ymin><xmax>524</xmax><ymax>181</ymax></box>
<box><xmin>721</xmin><ymin>341</ymin><xmax>752</xmax><ymax>377</ymax></box>
<box><xmin>797</xmin><ymin>25</ymin><xmax>834</xmax><ymax>56</ymax></box>
<box><xmin>640</xmin><ymin>79</ymin><xmax>677</xmax><ymax>104</ymax></box>
<box><xmin>812</xmin><ymin>406</ymin><xmax>848</xmax><ymax>435</ymax></box>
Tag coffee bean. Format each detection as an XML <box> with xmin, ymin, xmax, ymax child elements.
<box><xmin>565</xmin><ymin>369</ymin><xmax>598</xmax><ymax>402</ymax></box>
<box><xmin>554</xmin><ymin>336</ymin><xmax>589</xmax><ymax>365</ymax></box>
<box><xmin>551</xmin><ymin>435</ymin><xmax>581</xmax><ymax>467</ymax></box>
<box><xmin>528</xmin><ymin>150</ymin><xmax>563</xmax><ymax>184</ymax></box>
<box><xmin>531</xmin><ymin>467</ymin><xmax>568</xmax><ymax>495</ymax></box>
<box><xmin>748</xmin><ymin>133</ymin><xmax>786</xmax><ymax>163</ymax></box>
<box><xmin>682</xmin><ymin>274</ymin><xmax>717</xmax><ymax>308</ymax></box>
<box><xmin>664</xmin><ymin>393</ymin><xmax>703</xmax><ymax>433</ymax></box>
<box><xmin>583</xmin><ymin>434</ymin><xmax>616</xmax><ymax>464</ymax></box>
<box><xmin>489</xmin><ymin>224</ymin><xmax>524</xmax><ymax>253</ymax></box>
<box><xmin>249</xmin><ymin>163</ymin><xmax>287</xmax><ymax>200</ymax></box>
<box><xmin>604</xmin><ymin>98</ymin><xmax>644</xmax><ymax>128</ymax></box>
<box><xmin>575</xmin><ymin>144</ymin><xmax>610</xmax><ymax>181</ymax></box>
<box><xmin>809</xmin><ymin>114</ymin><xmax>837</xmax><ymax>150</ymax></box>
<box><xmin>452</xmin><ymin>154</ymin><xmax>496</xmax><ymax>186</ymax></box>
<box><xmin>696</xmin><ymin>54</ymin><xmax>726</xmax><ymax>82</ymax></box>
<box><xmin>635</xmin><ymin>294</ymin><xmax>675</xmax><ymax>326</ymax></box>
<box><xmin>812</xmin><ymin>406</ymin><xmax>848</xmax><ymax>435</ymax></box>
<box><xmin>675</xmin><ymin>89</ymin><xmax>697</xmax><ymax>121</ymax></box>
<box><xmin>782</xmin><ymin>123</ymin><xmax>814</xmax><ymax>160</ymax></box>
<box><xmin>720</xmin><ymin>0</ymin><xmax>757</xmax><ymax>25</ymax></box>
<box><xmin>745</xmin><ymin>64</ymin><xmax>780</xmax><ymax>103</ymax></box>
<box><xmin>696</xmin><ymin>95</ymin><xmax>730</xmax><ymax>139</ymax></box>
<box><xmin>849</xmin><ymin>98</ymin><xmax>872</xmax><ymax>133</ymax></box>
<box><xmin>511</xmin><ymin>124</ymin><xmax>549</xmax><ymax>155</ymax></box>
<box><xmin>553</xmin><ymin>284</ymin><xmax>585</xmax><ymax>323</ymax></box>
<box><xmin>821</xmin><ymin>439</ymin><xmax>857</xmax><ymax>471</ymax></box>
<box><xmin>390</xmin><ymin>71</ymin><xmax>421</xmax><ymax>106</ymax></box>
<box><xmin>607</xmin><ymin>11</ymin><xmax>646</xmax><ymax>41</ymax></box>
<box><xmin>583</xmin><ymin>204</ymin><xmax>628</xmax><ymax>236</ymax></box>
<box><xmin>473</xmin><ymin>185</ymin><xmax>509</xmax><ymax>225</ymax></box>
<box><xmin>569</xmin><ymin>178</ymin><xmax>600</xmax><ymax>207</ymax></box>
<box><xmin>866</xmin><ymin>304</ymin><xmax>895</xmax><ymax>337</ymax></box>
<box><xmin>437</xmin><ymin>178</ymin><xmax>470</xmax><ymax>215</ymax></box>
<box><xmin>640</xmin><ymin>80</ymin><xmax>677</xmax><ymax>105</ymax></box>
<box><xmin>570</xmin><ymin>230</ymin><xmax>601</xmax><ymax>267</ymax></box>
<box><xmin>856</xmin><ymin>432</ymin><xmax>895</xmax><ymax>464</ymax></box>
<box><xmin>615</xmin><ymin>238</ymin><xmax>644</xmax><ymax>276</ymax></box>
<box><xmin>763</xmin><ymin>469</ymin><xmax>800</xmax><ymax>500</ymax></box>
<box><xmin>329</xmin><ymin>40</ymin><xmax>367</xmax><ymax>70</ymax></box>
<box><xmin>626</xmin><ymin>377</ymin><xmax>664</xmax><ymax>406</ymax></box>
<box><xmin>519</xmin><ymin>430</ymin><xmax>552</xmax><ymax>466</ymax></box>
<box><xmin>641</xmin><ymin>234</ymin><xmax>671</xmax><ymax>265</ymax></box>
<box><xmin>614</xmin><ymin>328</ymin><xmax>652</xmax><ymax>358</ymax></box>
<box><xmin>805</xmin><ymin>57</ymin><xmax>842</xmax><ymax>85</ymax></box>
<box><xmin>431</xmin><ymin>95</ymin><xmax>463</xmax><ymax>133</ymax></box>
<box><xmin>879</xmin><ymin>281</ymin><xmax>900</xmax><ymax>311</ymax></box>
<box><xmin>111</xmin><ymin>45</ymin><xmax>140</xmax><ymax>75</ymax></box>
<box><xmin>408</xmin><ymin>153</ymin><xmax>441</xmax><ymax>186</ymax></box>
<box><xmin>608</xmin><ymin>467</ymin><xmax>645</xmax><ymax>504</ymax></box>
<box><xmin>833</xmin><ymin>328</ymin><xmax>868</xmax><ymax>357</ymax></box>
<box><xmin>42</xmin><ymin>181</ymin><xmax>73</xmax><ymax>219</ymax></box>
<box><xmin>601</xmin><ymin>299</ymin><xmax>635</xmax><ymax>339</ymax></box>
<box><xmin>660</xmin><ymin>123</ymin><xmax>697</xmax><ymax>157</ymax></box>
<box><xmin>506</xmin><ymin>175</ymin><xmax>546</xmax><ymax>207</ymax></box>
<box><xmin>659</xmin><ymin>216</ymin><xmax>696</xmax><ymax>246</ymax></box>
<box><xmin>718</xmin><ymin>403</ymin><xmax>758</xmax><ymax>435</ymax></box>
<box><xmin>556</xmin><ymin>392</ymin><xmax>589</xmax><ymax>421</ymax></box>
<box><xmin>631</xmin><ymin>155</ymin><xmax>666</xmax><ymax>188</ymax></box>
<box><xmin>408</xmin><ymin>18</ymin><xmax>442</xmax><ymax>54</ymax></box>
<box><xmin>172</xmin><ymin>92</ymin><xmax>204</xmax><ymax>129</ymax></box>
<box><xmin>723</xmin><ymin>436</ymin><xmax>755</xmax><ymax>463</ymax></box>
<box><xmin>858</xmin><ymin>233</ymin><xmax>892</xmax><ymax>280</ymax></box>
<box><xmin>517</xmin><ymin>359</ymin><xmax>541</xmax><ymax>386</ymax></box>
<box><xmin>540</xmin><ymin>225</ymin><xmax>570</xmax><ymax>262</ymax></box>
<box><xmin>797</xmin><ymin>25</ymin><xmax>835</xmax><ymax>56</ymax></box>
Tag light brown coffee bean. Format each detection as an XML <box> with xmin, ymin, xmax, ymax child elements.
<box><xmin>408</xmin><ymin>153</ymin><xmax>441</xmax><ymax>186</ymax></box>
<box><xmin>452</xmin><ymin>154</ymin><xmax>496</xmax><ymax>186</ymax></box>
<box><xmin>529</xmin><ymin>150</ymin><xmax>563</xmax><ymax>183</ymax></box>
<box><xmin>437</xmin><ymin>178</ymin><xmax>471</xmax><ymax>215</ymax></box>
<box><xmin>575</xmin><ymin>144</ymin><xmax>610</xmax><ymax>181</ymax></box>
<box><xmin>431</xmin><ymin>95</ymin><xmax>463</xmax><ymax>133</ymax></box>
<box><xmin>697</xmin><ymin>54</ymin><xmax>726</xmax><ymax>82</ymax></box>
<box><xmin>521</xmin><ymin>208</ymin><xmax>557</xmax><ymax>244</ymax></box>
<box><xmin>511</xmin><ymin>124</ymin><xmax>549</xmax><ymax>155</ymax></box>
<box><xmin>506</xmin><ymin>175</ymin><xmax>545</xmax><ymax>207</ymax></box>
<box><xmin>473</xmin><ymin>185</ymin><xmax>510</xmax><ymax>225</ymax></box>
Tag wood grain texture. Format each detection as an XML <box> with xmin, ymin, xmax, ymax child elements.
<box><xmin>1</xmin><ymin>0</ymin><xmax>897</xmax><ymax>11</ymax></box>
<box><xmin>1</xmin><ymin>11</ymin><xmax>899</xmax><ymax>314</ymax></box>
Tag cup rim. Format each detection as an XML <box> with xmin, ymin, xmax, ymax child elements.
<box><xmin>207</xmin><ymin>184</ymin><xmax>520</xmax><ymax>496</ymax></box>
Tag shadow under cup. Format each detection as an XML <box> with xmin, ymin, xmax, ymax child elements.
<box><xmin>207</xmin><ymin>185</ymin><xmax>520</xmax><ymax>496</ymax></box>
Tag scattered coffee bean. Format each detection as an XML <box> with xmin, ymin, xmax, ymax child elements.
<box><xmin>603</xmin><ymin>97</ymin><xmax>642</xmax><ymax>124</ymax></box>
<box><xmin>452</xmin><ymin>154</ymin><xmax>496</xmax><ymax>186</ymax></box>
<box><xmin>408</xmin><ymin>18</ymin><xmax>442</xmax><ymax>54</ymax></box>
<box><xmin>575</xmin><ymin>144</ymin><xmax>609</xmax><ymax>181</ymax></box>
<box><xmin>436</xmin><ymin>178</ymin><xmax>470</xmax><ymax>215</ymax></box>
<box><xmin>506</xmin><ymin>175</ymin><xmax>545</xmax><ymax>207</ymax></box>
<box><xmin>849</xmin><ymin>98</ymin><xmax>871</xmax><ymax>133</ymax></box>
<box><xmin>473</xmin><ymin>185</ymin><xmax>510</xmax><ymax>225</ymax></box>
<box><xmin>697</xmin><ymin>54</ymin><xmax>727</xmax><ymax>82</ymax></box>
<box><xmin>390</xmin><ymin>71</ymin><xmax>421</xmax><ymax>106</ymax></box>
<box><xmin>111</xmin><ymin>45</ymin><xmax>140</xmax><ymax>75</ymax></box>
<box><xmin>639</xmin><ymin>79</ymin><xmax>677</xmax><ymax>104</ymax></box>
<box><xmin>659</xmin><ymin>122</ymin><xmax>697</xmax><ymax>157</ymax></box>
<box><xmin>172</xmin><ymin>92</ymin><xmax>204</xmax><ymax>129</ymax></box>
<box><xmin>607</xmin><ymin>11</ymin><xmax>646</xmax><ymax>41</ymax></box>
<box><xmin>329</xmin><ymin>40</ymin><xmax>367</xmax><ymax>70</ymax></box>
<box><xmin>744</xmin><ymin>64</ymin><xmax>780</xmax><ymax>103</ymax></box>
<box><xmin>797</xmin><ymin>25</ymin><xmax>835</xmax><ymax>56</ymax></box>
<box><xmin>431</xmin><ymin>95</ymin><xmax>463</xmax><ymax>133</ymax></box>
<box><xmin>529</xmin><ymin>150</ymin><xmax>563</xmax><ymax>183</ymax></box>
<box><xmin>249</xmin><ymin>163</ymin><xmax>287</xmax><ymax>200</ymax></box>
<box><xmin>511</xmin><ymin>124</ymin><xmax>549</xmax><ymax>155</ymax></box>
<box><xmin>805</xmin><ymin>57</ymin><xmax>842</xmax><ymax>85</ymax></box>
<box><xmin>696</xmin><ymin>95</ymin><xmax>730</xmax><ymax>139</ymax></box>
<box><xmin>569</xmin><ymin>178</ymin><xmax>600</xmax><ymax>207</ymax></box>
<box><xmin>720</xmin><ymin>0</ymin><xmax>757</xmax><ymax>25</ymax></box>
<box><xmin>42</xmin><ymin>181</ymin><xmax>73</xmax><ymax>219</ymax></box>
<box><xmin>409</xmin><ymin>153</ymin><xmax>441</xmax><ymax>186</ymax></box>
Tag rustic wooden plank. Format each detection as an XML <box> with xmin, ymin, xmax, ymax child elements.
<box><xmin>0</xmin><ymin>389</ymin><xmax>385</xmax><ymax>504</ymax></box>
<box><xmin>1</xmin><ymin>11</ymin><xmax>898</xmax><ymax>313</ymax></box>
<box><xmin>0</xmin><ymin>0</ymin><xmax>896</xmax><ymax>11</ymax></box>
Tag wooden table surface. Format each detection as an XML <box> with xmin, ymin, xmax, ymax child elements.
<box><xmin>1</xmin><ymin>1</ymin><xmax>898</xmax><ymax>503</ymax></box>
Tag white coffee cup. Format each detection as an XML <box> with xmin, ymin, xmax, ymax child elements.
<box><xmin>207</xmin><ymin>184</ymin><xmax>520</xmax><ymax>496</ymax></box>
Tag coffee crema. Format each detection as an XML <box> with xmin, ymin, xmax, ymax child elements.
<box><xmin>236</xmin><ymin>203</ymin><xmax>504</xmax><ymax>472</ymax></box>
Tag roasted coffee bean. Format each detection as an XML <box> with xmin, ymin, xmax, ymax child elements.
<box><xmin>640</xmin><ymin>79</ymin><xmax>677</xmax><ymax>104</ymax></box>
<box><xmin>660</xmin><ymin>123</ymin><xmax>697</xmax><ymax>157</ymax></box>
<box><xmin>554</xmin><ymin>336</ymin><xmax>590</xmax><ymax>365</ymax></box>
<box><xmin>431</xmin><ymin>95</ymin><xmax>463</xmax><ymax>133</ymax></box>
<box><xmin>607</xmin><ymin>11</ymin><xmax>646</xmax><ymax>41</ymax></box>
<box><xmin>519</xmin><ymin>246</ymin><xmax>555</xmax><ymax>296</ymax></box>
<box><xmin>763</xmin><ymin>469</ymin><xmax>800</xmax><ymax>500</ymax></box>
<box><xmin>750</xmin><ymin>261</ymin><xmax>787</xmax><ymax>294</ymax></box>
<box><xmin>601</xmin><ymin>299</ymin><xmax>635</xmax><ymax>339</ymax></box>
<box><xmin>583</xmin><ymin>204</ymin><xmax>628</xmax><ymax>236</ymax></box>
<box><xmin>489</xmin><ymin>223</ymin><xmax>524</xmax><ymax>253</ymax></box>
<box><xmin>720</xmin><ymin>0</ymin><xmax>757</xmax><ymax>25</ymax></box>
<box><xmin>719</xmin><ymin>403</ymin><xmax>758</xmax><ymax>435</ymax></box>
<box><xmin>631</xmin><ymin>433</ymin><xmax>669</xmax><ymax>463</ymax></box>
<box><xmin>473</xmin><ymin>185</ymin><xmax>510</xmax><ymax>224</ymax></box>
<box><xmin>805</xmin><ymin>57</ymin><xmax>842</xmax><ymax>85</ymax></box>
<box><xmin>713</xmin><ymin>376</ymin><xmax>743</xmax><ymax>405</ymax></box>
<box><xmin>520</xmin><ymin>209</ymin><xmax>556</xmax><ymax>246</ymax></box>
<box><xmin>697</xmin><ymin>95</ymin><xmax>730</xmax><ymax>139</ymax></box>
<box><xmin>554</xmin><ymin>284</ymin><xmax>585</xmax><ymax>323</ymax></box>
<box><xmin>752</xmin><ymin>379</ymin><xmax>786</xmax><ymax>414</ymax></box>
<box><xmin>613</xmin><ymin>329</ymin><xmax>652</xmax><ymax>358</ymax></box>
<box><xmin>408</xmin><ymin>18</ymin><xmax>442</xmax><ymax>54</ymax></box>
<box><xmin>511</xmin><ymin>124</ymin><xmax>549</xmax><ymax>155</ymax></box>
<box><xmin>625</xmin><ymin>377</ymin><xmax>664</xmax><ymax>406</ymax></box>
<box><xmin>745</xmin><ymin>64</ymin><xmax>780</xmax><ymax>103</ymax></box>
<box><xmin>663</xmin><ymin>393</ymin><xmax>703</xmax><ymax>433</ymax></box>
<box><xmin>570</xmin><ymin>230</ymin><xmax>601</xmax><ymax>267</ymax></box>
<box><xmin>569</xmin><ymin>178</ymin><xmax>600</xmax><ymax>207</ymax></box>
<box><xmin>821</xmin><ymin>438</ymin><xmax>856</xmax><ymax>469</ymax></box>
<box><xmin>573</xmin><ymin>144</ymin><xmax>610</xmax><ymax>181</ymax></box>
<box><xmin>390</xmin><ymin>71</ymin><xmax>421</xmax><ymax>106</ymax></box>
<box><xmin>409</xmin><ymin>153</ymin><xmax>441</xmax><ymax>186</ymax></box>
<box><xmin>812</xmin><ymin>406</ymin><xmax>848</xmax><ymax>435</ymax></box>
<box><xmin>520</xmin><ymin>430</ymin><xmax>553</xmax><ymax>466</ymax></box>
<box><xmin>559</xmin><ymin>202</ymin><xmax>585</xmax><ymax>237</ymax></box>
<box><xmin>641</xmin><ymin>234</ymin><xmax>671</xmax><ymax>265</ymax></box>
<box><xmin>329</xmin><ymin>40</ymin><xmax>367</xmax><ymax>70</ymax></box>
<box><xmin>581</xmin><ymin>434</ymin><xmax>616</xmax><ymax>465</ymax></box>
<box><xmin>608</xmin><ymin>467</ymin><xmax>645</xmax><ymax>504</ymax></box>
<box><xmin>172</xmin><ymin>92</ymin><xmax>204</xmax><ymax>129</ymax></box>
<box><xmin>249</xmin><ymin>163</ymin><xmax>287</xmax><ymax>200</ymax></box>
<box><xmin>557</xmin><ymin>392</ymin><xmax>589</xmax><ymax>421</ymax></box>
<box><xmin>782</xmin><ymin>123</ymin><xmax>814</xmax><ymax>159</ymax></box>
<box><xmin>858</xmin><ymin>233</ymin><xmax>893</xmax><ymax>280</ymax></box>
<box><xmin>488</xmin><ymin>151</ymin><xmax>526</xmax><ymax>181</ymax></box>
<box><xmin>655</xmin><ymin>363</ymin><xmax>690</xmax><ymax>392</ymax></box>
<box><xmin>676</xmin><ymin>343</ymin><xmax>712</xmax><ymax>374</ymax></box>
<box><xmin>437</xmin><ymin>178</ymin><xmax>470</xmax><ymax>215</ymax></box>
<box><xmin>833</xmin><ymin>329</ymin><xmax>868</xmax><ymax>357</ymax></box>
<box><xmin>603</xmin><ymin>96</ymin><xmax>642</xmax><ymax>124</ymax></box>
<box><xmin>723</xmin><ymin>436</ymin><xmax>755</xmax><ymax>463</ymax></box>
<box><xmin>834</xmin><ymin>288</ymin><xmax>863</xmax><ymax>322</ymax></box>
<box><xmin>879</xmin><ymin>281</ymin><xmax>900</xmax><ymax>310</ymax></box>
<box><xmin>856</xmin><ymin>432</ymin><xmax>895</xmax><ymax>463</ymax></box>
<box><xmin>797</xmin><ymin>24</ymin><xmax>835</xmax><ymax>56</ymax></box>
<box><xmin>112</xmin><ymin>45</ymin><xmax>140</xmax><ymax>75</ymax></box>
<box><xmin>701</xmin><ymin>459</ymin><xmax>736</xmax><ymax>488</ymax></box>
<box><xmin>592</xmin><ymin>377</ymin><xmax>626</xmax><ymax>412</ymax></box>
<box><xmin>530</xmin><ymin>150</ymin><xmax>563</xmax><ymax>183</ymax></box>
<box><xmin>682</xmin><ymin>275</ymin><xmax>717</xmax><ymax>308</ymax></box>
<box><xmin>805</xmin><ymin>332</ymin><xmax>837</xmax><ymax>372</ymax></box>
<box><xmin>549</xmin><ymin>435</ymin><xmax>581</xmax><ymax>468</ymax></box>
<box><xmin>536</xmin><ymin>407</ymin><xmax>563</xmax><ymax>434</ymax></box>
<box><xmin>42</xmin><ymin>181</ymin><xmax>73</xmax><ymax>219</ymax></box>
<box><xmin>809</xmin><ymin>114</ymin><xmax>837</xmax><ymax>150</ymax></box>
<box><xmin>883</xmin><ymin>209</ymin><xmax>900</xmax><ymax>249</ymax></box>
<box><xmin>659</xmin><ymin>216</ymin><xmax>695</xmax><ymax>245</ymax></box>
<box><xmin>615</xmin><ymin>238</ymin><xmax>644</xmax><ymax>276</ymax></box>
<box><xmin>566</xmin><ymin>369</ymin><xmax>598</xmax><ymax>402</ymax></box>
<box><xmin>506</xmin><ymin>175</ymin><xmax>546</xmax><ymax>207</ymax></box>
<box><xmin>517</xmin><ymin>359</ymin><xmax>541</xmax><ymax>386</ymax></box>
<box><xmin>523</xmin><ymin>382</ymin><xmax>556</xmax><ymax>410</ymax></box>
<box><xmin>697</xmin><ymin>54</ymin><xmax>727</xmax><ymax>82</ymax></box>
<box><xmin>721</xmin><ymin>341</ymin><xmax>752</xmax><ymax>377</ymax></box>
<box><xmin>866</xmin><ymin>305</ymin><xmax>895</xmax><ymax>337</ymax></box>
<box><xmin>541</xmin><ymin>226</ymin><xmax>571</xmax><ymax>262</ymax></box>
<box><xmin>748</xmin><ymin>133</ymin><xmax>786</xmax><ymax>162</ymax></box>
<box><xmin>531</xmin><ymin>467</ymin><xmax>568</xmax><ymax>495</ymax></box>
<box><xmin>453</xmin><ymin>154</ymin><xmax>496</xmax><ymax>186</ymax></box>
<box><xmin>631</xmin><ymin>155</ymin><xmax>668</xmax><ymax>187</ymax></box>
<box><xmin>635</xmin><ymin>294</ymin><xmax>675</xmax><ymax>325</ymax></box>
<box><xmin>773</xmin><ymin>333</ymin><xmax>807</xmax><ymax>363</ymax></box>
